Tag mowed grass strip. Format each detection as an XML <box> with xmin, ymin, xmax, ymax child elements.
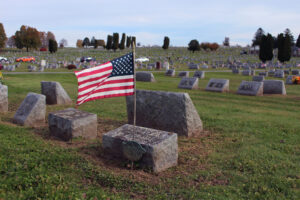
<box><xmin>0</xmin><ymin>72</ymin><xmax>300</xmax><ymax>199</ymax></box>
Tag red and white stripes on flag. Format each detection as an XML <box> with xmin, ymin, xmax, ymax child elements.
<box><xmin>74</xmin><ymin>53</ymin><xmax>134</xmax><ymax>105</ymax></box>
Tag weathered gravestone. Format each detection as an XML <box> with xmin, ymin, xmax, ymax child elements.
<box><xmin>102</xmin><ymin>124</ymin><xmax>178</xmax><ymax>173</ymax></box>
<box><xmin>237</xmin><ymin>81</ymin><xmax>263</xmax><ymax>96</ymax></box>
<box><xmin>193</xmin><ymin>71</ymin><xmax>205</xmax><ymax>79</ymax></box>
<box><xmin>284</xmin><ymin>70</ymin><xmax>290</xmax><ymax>75</ymax></box>
<box><xmin>136</xmin><ymin>72</ymin><xmax>155</xmax><ymax>82</ymax></box>
<box><xmin>165</xmin><ymin>69</ymin><xmax>175</xmax><ymax>77</ymax></box>
<box><xmin>0</xmin><ymin>84</ymin><xmax>8</xmax><ymax>112</ymax></box>
<box><xmin>252</xmin><ymin>76</ymin><xmax>264</xmax><ymax>82</ymax></box>
<box><xmin>178</xmin><ymin>71</ymin><xmax>189</xmax><ymax>78</ymax></box>
<box><xmin>251</xmin><ymin>70</ymin><xmax>256</xmax><ymax>76</ymax></box>
<box><xmin>188</xmin><ymin>63</ymin><xmax>199</xmax><ymax>70</ymax></box>
<box><xmin>263</xmin><ymin>80</ymin><xmax>286</xmax><ymax>95</ymax></box>
<box><xmin>268</xmin><ymin>70</ymin><xmax>275</xmax><ymax>77</ymax></box>
<box><xmin>126</xmin><ymin>90</ymin><xmax>202</xmax><ymax>137</ymax></box>
<box><xmin>274</xmin><ymin>70</ymin><xmax>285</xmax><ymax>78</ymax></box>
<box><xmin>259</xmin><ymin>72</ymin><xmax>268</xmax><ymax>77</ymax></box>
<box><xmin>13</xmin><ymin>93</ymin><xmax>46</xmax><ymax>127</ymax></box>
<box><xmin>41</xmin><ymin>81</ymin><xmax>72</xmax><ymax>105</ymax></box>
<box><xmin>48</xmin><ymin>108</ymin><xmax>97</xmax><ymax>141</ymax></box>
<box><xmin>178</xmin><ymin>77</ymin><xmax>198</xmax><ymax>90</ymax></box>
<box><xmin>205</xmin><ymin>79</ymin><xmax>229</xmax><ymax>93</ymax></box>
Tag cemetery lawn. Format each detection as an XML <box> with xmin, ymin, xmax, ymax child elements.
<box><xmin>1</xmin><ymin>72</ymin><xmax>300</xmax><ymax>199</ymax></box>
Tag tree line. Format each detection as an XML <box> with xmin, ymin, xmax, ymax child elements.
<box><xmin>76</xmin><ymin>33</ymin><xmax>136</xmax><ymax>51</ymax></box>
<box><xmin>0</xmin><ymin>23</ymin><xmax>67</xmax><ymax>53</ymax></box>
<box><xmin>253</xmin><ymin>28</ymin><xmax>300</xmax><ymax>63</ymax></box>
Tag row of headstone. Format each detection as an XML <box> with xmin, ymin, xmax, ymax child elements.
<box><xmin>237</xmin><ymin>80</ymin><xmax>286</xmax><ymax>96</ymax></box>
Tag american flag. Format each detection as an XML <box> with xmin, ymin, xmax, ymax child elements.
<box><xmin>74</xmin><ymin>53</ymin><xmax>134</xmax><ymax>105</ymax></box>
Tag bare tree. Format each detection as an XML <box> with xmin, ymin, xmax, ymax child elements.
<box><xmin>59</xmin><ymin>38</ymin><xmax>68</xmax><ymax>48</ymax></box>
<box><xmin>6</xmin><ymin>35</ymin><xmax>15</xmax><ymax>48</ymax></box>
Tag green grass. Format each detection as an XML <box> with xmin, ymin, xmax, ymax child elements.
<box><xmin>1</xmin><ymin>72</ymin><xmax>300</xmax><ymax>199</ymax></box>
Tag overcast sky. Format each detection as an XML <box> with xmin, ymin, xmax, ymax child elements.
<box><xmin>1</xmin><ymin>0</ymin><xmax>300</xmax><ymax>47</ymax></box>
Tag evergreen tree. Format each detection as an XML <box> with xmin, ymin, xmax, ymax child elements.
<box><xmin>48</xmin><ymin>39</ymin><xmax>58</xmax><ymax>53</ymax></box>
<box><xmin>106</xmin><ymin>35</ymin><xmax>113</xmax><ymax>50</ymax></box>
<box><xmin>259</xmin><ymin>34</ymin><xmax>273</xmax><ymax>63</ymax></box>
<box><xmin>126</xmin><ymin>36</ymin><xmax>131</xmax><ymax>48</ymax></box>
<box><xmin>112</xmin><ymin>33</ymin><xmax>119</xmax><ymax>51</ymax></box>
<box><xmin>90</xmin><ymin>36</ymin><xmax>96</xmax><ymax>46</ymax></box>
<box><xmin>82</xmin><ymin>37</ymin><xmax>90</xmax><ymax>48</ymax></box>
<box><xmin>284</xmin><ymin>28</ymin><xmax>294</xmax><ymax>45</ymax></box>
<box><xmin>0</xmin><ymin>23</ymin><xmax>7</xmax><ymax>49</ymax></box>
<box><xmin>272</xmin><ymin>36</ymin><xmax>278</xmax><ymax>49</ymax></box>
<box><xmin>162</xmin><ymin>36</ymin><xmax>170</xmax><ymax>50</ymax></box>
<box><xmin>223</xmin><ymin>37</ymin><xmax>230</xmax><ymax>46</ymax></box>
<box><xmin>296</xmin><ymin>34</ymin><xmax>300</xmax><ymax>48</ymax></box>
<box><xmin>188</xmin><ymin>39</ymin><xmax>200</xmax><ymax>53</ymax></box>
<box><xmin>277</xmin><ymin>33</ymin><xmax>292</xmax><ymax>63</ymax></box>
<box><xmin>119</xmin><ymin>33</ymin><xmax>126</xmax><ymax>50</ymax></box>
<box><xmin>131</xmin><ymin>36</ymin><xmax>136</xmax><ymax>47</ymax></box>
<box><xmin>252</xmin><ymin>27</ymin><xmax>265</xmax><ymax>47</ymax></box>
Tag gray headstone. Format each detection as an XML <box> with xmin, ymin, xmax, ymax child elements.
<box><xmin>188</xmin><ymin>63</ymin><xmax>199</xmax><ymax>70</ymax></box>
<box><xmin>41</xmin><ymin>81</ymin><xmax>72</xmax><ymax>105</ymax></box>
<box><xmin>13</xmin><ymin>93</ymin><xmax>46</xmax><ymax>127</ymax></box>
<box><xmin>237</xmin><ymin>81</ymin><xmax>264</xmax><ymax>96</ymax></box>
<box><xmin>41</xmin><ymin>60</ymin><xmax>46</xmax><ymax>67</ymax></box>
<box><xmin>242</xmin><ymin>70</ymin><xmax>251</xmax><ymax>76</ymax></box>
<box><xmin>263</xmin><ymin>80</ymin><xmax>286</xmax><ymax>95</ymax></box>
<box><xmin>284</xmin><ymin>70</ymin><xmax>290</xmax><ymax>75</ymax></box>
<box><xmin>126</xmin><ymin>90</ymin><xmax>202</xmax><ymax>137</ymax></box>
<box><xmin>0</xmin><ymin>84</ymin><xmax>8</xmax><ymax>112</ymax></box>
<box><xmin>136</xmin><ymin>72</ymin><xmax>155</xmax><ymax>82</ymax></box>
<box><xmin>102</xmin><ymin>124</ymin><xmax>178</xmax><ymax>173</ymax></box>
<box><xmin>259</xmin><ymin>72</ymin><xmax>268</xmax><ymax>77</ymax></box>
<box><xmin>165</xmin><ymin>69</ymin><xmax>175</xmax><ymax>77</ymax></box>
<box><xmin>178</xmin><ymin>71</ymin><xmax>189</xmax><ymax>78</ymax></box>
<box><xmin>48</xmin><ymin>108</ymin><xmax>97</xmax><ymax>141</ymax></box>
<box><xmin>163</xmin><ymin>62</ymin><xmax>169</xmax><ymax>70</ymax></box>
<box><xmin>252</xmin><ymin>76</ymin><xmax>264</xmax><ymax>82</ymax></box>
<box><xmin>178</xmin><ymin>77</ymin><xmax>198</xmax><ymax>90</ymax></box>
<box><xmin>274</xmin><ymin>70</ymin><xmax>285</xmax><ymax>78</ymax></box>
<box><xmin>193</xmin><ymin>71</ymin><xmax>205</xmax><ymax>79</ymax></box>
<box><xmin>232</xmin><ymin>69</ymin><xmax>240</xmax><ymax>74</ymax></box>
<box><xmin>205</xmin><ymin>79</ymin><xmax>229</xmax><ymax>93</ymax></box>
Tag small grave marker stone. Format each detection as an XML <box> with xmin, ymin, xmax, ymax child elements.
<box><xmin>205</xmin><ymin>79</ymin><xmax>229</xmax><ymax>93</ymax></box>
<box><xmin>178</xmin><ymin>77</ymin><xmax>198</xmax><ymax>90</ymax></box>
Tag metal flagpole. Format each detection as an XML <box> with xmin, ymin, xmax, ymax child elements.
<box><xmin>132</xmin><ymin>41</ymin><xmax>136</xmax><ymax>140</ymax></box>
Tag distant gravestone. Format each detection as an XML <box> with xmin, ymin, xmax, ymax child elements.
<box><xmin>263</xmin><ymin>80</ymin><xmax>286</xmax><ymax>95</ymax></box>
<box><xmin>188</xmin><ymin>63</ymin><xmax>199</xmax><ymax>69</ymax></box>
<box><xmin>193</xmin><ymin>71</ymin><xmax>205</xmax><ymax>79</ymax></box>
<box><xmin>136</xmin><ymin>72</ymin><xmax>155</xmax><ymax>82</ymax></box>
<box><xmin>251</xmin><ymin>70</ymin><xmax>256</xmax><ymax>76</ymax></box>
<box><xmin>41</xmin><ymin>81</ymin><xmax>72</xmax><ymax>105</ymax></box>
<box><xmin>292</xmin><ymin>70</ymin><xmax>300</xmax><ymax>75</ymax></box>
<box><xmin>205</xmin><ymin>79</ymin><xmax>229</xmax><ymax>93</ymax></box>
<box><xmin>41</xmin><ymin>60</ymin><xmax>46</xmax><ymax>67</ymax></box>
<box><xmin>126</xmin><ymin>90</ymin><xmax>202</xmax><ymax>137</ymax></box>
<box><xmin>252</xmin><ymin>76</ymin><xmax>264</xmax><ymax>82</ymax></box>
<box><xmin>242</xmin><ymin>70</ymin><xmax>251</xmax><ymax>76</ymax></box>
<box><xmin>284</xmin><ymin>70</ymin><xmax>290</xmax><ymax>75</ymax></box>
<box><xmin>274</xmin><ymin>70</ymin><xmax>285</xmax><ymax>78</ymax></box>
<box><xmin>48</xmin><ymin>108</ymin><xmax>97</xmax><ymax>141</ymax></box>
<box><xmin>268</xmin><ymin>70</ymin><xmax>275</xmax><ymax>77</ymax></box>
<box><xmin>259</xmin><ymin>72</ymin><xmax>268</xmax><ymax>77</ymax></box>
<box><xmin>178</xmin><ymin>77</ymin><xmax>198</xmax><ymax>90</ymax></box>
<box><xmin>178</xmin><ymin>71</ymin><xmax>189</xmax><ymax>78</ymax></box>
<box><xmin>0</xmin><ymin>84</ymin><xmax>8</xmax><ymax>112</ymax></box>
<box><xmin>163</xmin><ymin>61</ymin><xmax>169</xmax><ymax>70</ymax></box>
<box><xmin>13</xmin><ymin>93</ymin><xmax>46</xmax><ymax>127</ymax></box>
<box><xmin>165</xmin><ymin>69</ymin><xmax>175</xmax><ymax>77</ymax></box>
<box><xmin>237</xmin><ymin>81</ymin><xmax>263</xmax><ymax>96</ymax></box>
<box><xmin>232</xmin><ymin>69</ymin><xmax>240</xmax><ymax>74</ymax></box>
<box><xmin>201</xmin><ymin>64</ymin><xmax>209</xmax><ymax>69</ymax></box>
<box><xmin>102</xmin><ymin>124</ymin><xmax>178</xmax><ymax>173</ymax></box>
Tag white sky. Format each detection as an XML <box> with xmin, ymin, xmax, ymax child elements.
<box><xmin>1</xmin><ymin>0</ymin><xmax>300</xmax><ymax>47</ymax></box>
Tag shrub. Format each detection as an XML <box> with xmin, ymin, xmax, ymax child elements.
<box><xmin>67</xmin><ymin>64</ymin><xmax>76</xmax><ymax>70</ymax></box>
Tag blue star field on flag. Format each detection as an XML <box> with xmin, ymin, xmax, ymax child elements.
<box><xmin>110</xmin><ymin>52</ymin><xmax>134</xmax><ymax>77</ymax></box>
